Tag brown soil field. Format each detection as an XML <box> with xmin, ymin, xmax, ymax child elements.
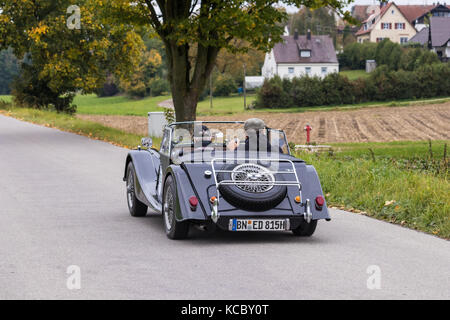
<box><xmin>77</xmin><ymin>102</ymin><xmax>450</xmax><ymax>144</ymax></box>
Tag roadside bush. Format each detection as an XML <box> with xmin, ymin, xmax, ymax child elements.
<box><xmin>11</xmin><ymin>64</ymin><xmax>76</xmax><ymax>114</ymax></box>
<box><xmin>255</xmin><ymin>63</ymin><xmax>450</xmax><ymax>109</ymax></box>
<box><xmin>254</xmin><ymin>76</ymin><xmax>291</xmax><ymax>108</ymax></box>
<box><xmin>149</xmin><ymin>77</ymin><xmax>169</xmax><ymax>96</ymax></box>
<box><xmin>213</xmin><ymin>74</ymin><xmax>238</xmax><ymax>97</ymax></box>
<box><xmin>290</xmin><ymin>76</ymin><xmax>324</xmax><ymax>107</ymax></box>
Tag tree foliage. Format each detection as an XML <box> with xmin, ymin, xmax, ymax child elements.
<box><xmin>0</xmin><ymin>0</ymin><xmax>144</xmax><ymax>112</ymax></box>
<box><xmin>106</xmin><ymin>0</ymin><xmax>354</xmax><ymax>121</ymax></box>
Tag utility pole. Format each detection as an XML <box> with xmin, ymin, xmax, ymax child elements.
<box><xmin>243</xmin><ymin>63</ymin><xmax>247</xmax><ymax>110</ymax></box>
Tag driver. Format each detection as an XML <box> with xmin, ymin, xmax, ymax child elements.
<box><xmin>227</xmin><ymin>118</ymin><xmax>279</xmax><ymax>152</ymax></box>
<box><xmin>193</xmin><ymin>125</ymin><xmax>213</xmax><ymax>147</ymax></box>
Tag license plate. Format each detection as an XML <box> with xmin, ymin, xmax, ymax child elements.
<box><xmin>229</xmin><ymin>219</ymin><xmax>290</xmax><ymax>231</ymax></box>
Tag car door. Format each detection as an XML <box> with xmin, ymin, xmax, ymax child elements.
<box><xmin>159</xmin><ymin>126</ymin><xmax>171</xmax><ymax>174</ymax></box>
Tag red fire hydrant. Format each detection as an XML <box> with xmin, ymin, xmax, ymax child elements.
<box><xmin>304</xmin><ymin>124</ymin><xmax>312</xmax><ymax>144</ymax></box>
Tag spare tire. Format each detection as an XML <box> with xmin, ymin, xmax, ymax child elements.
<box><xmin>217</xmin><ymin>163</ymin><xmax>287</xmax><ymax>211</ymax></box>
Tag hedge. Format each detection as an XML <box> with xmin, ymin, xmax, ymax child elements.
<box><xmin>254</xmin><ymin>63</ymin><xmax>450</xmax><ymax>109</ymax></box>
<box><xmin>338</xmin><ymin>39</ymin><xmax>439</xmax><ymax>71</ymax></box>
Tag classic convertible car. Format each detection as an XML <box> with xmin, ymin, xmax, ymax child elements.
<box><xmin>123</xmin><ymin>120</ymin><xmax>330</xmax><ymax>239</ymax></box>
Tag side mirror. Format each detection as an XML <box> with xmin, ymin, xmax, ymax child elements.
<box><xmin>141</xmin><ymin>137</ymin><xmax>153</xmax><ymax>148</ymax></box>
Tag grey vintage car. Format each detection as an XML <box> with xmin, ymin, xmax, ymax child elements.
<box><xmin>123</xmin><ymin>121</ymin><xmax>329</xmax><ymax>239</ymax></box>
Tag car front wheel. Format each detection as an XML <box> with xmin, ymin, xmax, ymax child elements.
<box><xmin>126</xmin><ymin>162</ymin><xmax>148</xmax><ymax>217</ymax></box>
<box><xmin>163</xmin><ymin>175</ymin><xmax>189</xmax><ymax>239</ymax></box>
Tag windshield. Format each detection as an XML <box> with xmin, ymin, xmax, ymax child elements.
<box><xmin>165</xmin><ymin>122</ymin><xmax>289</xmax><ymax>160</ymax></box>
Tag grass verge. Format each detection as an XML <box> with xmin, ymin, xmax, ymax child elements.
<box><xmin>0</xmin><ymin>102</ymin><xmax>160</xmax><ymax>149</ymax></box>
<box><xmin>295</xmin><ymin>143</ymin><xmax>449</xmax><ymax>239</ymax></box>
<box><xmin>339</xmin><ymin>69</ymin><xmax>371</xmax><ymax>81</ymax></box>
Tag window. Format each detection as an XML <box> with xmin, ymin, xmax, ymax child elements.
<box><xmin>288</xmin><ymin>67</ymin><xmax>294</xmax><ymax>74</ymax></box>
<box><xmin>400</xmin><ymin>37</ymin><xmax>408</xmax><ymax>44</ymax></box>
<box><xmin>395</xmin><ymin>23</ymin><xmax>406</xmax><ymax>29</ymax></box>
<box><xmin>300</xmin><ymin>50</ymin><xmax>311</xmax><ymax>58</ymax></box>
<box><xmin>305</xmin><ymin>67</ymin><xmax>311</xmax><ymax>75</ymax></box>
<box><xmin>381</xmin><ymin>23</ymin><xmax>392</xmax><ymax>29</ymax></box>
<box><xmin>321</xmin><ymin>67</ymin><xmax>327</xmax><ymax>75</ymax></box>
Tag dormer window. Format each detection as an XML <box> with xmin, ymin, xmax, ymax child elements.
<box><xmin>363</xmin><ymin>23</ymin><xmax>368</xmax><ymax>30</ymax></box>
<box><xmin>300</xmin><ymin>50</ymin><xmax>311</xmax><ymax>58</ymax></box>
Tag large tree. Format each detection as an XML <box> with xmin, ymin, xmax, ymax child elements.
<box><xmin>0</xmin><ymin>0</ymin><xmax>144</xmax><ymax>112</ymax></box>
<box><xmin>111</xmin><ymin>0</ymin><xmax>354</xmax><ymax>121</ymax></box>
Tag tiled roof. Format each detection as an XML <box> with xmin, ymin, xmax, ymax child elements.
<box><xmin>431</xmin><ymin>17</ymin><xmax>450</xmax><ymax>46</ymax></box>
<box><xmin>272</xmin><ymin>35</ymin><xmax>338</xmax><ymax>64</ymax></box>
<box><xmin>408</xmin><ymin>27</ymin><xmax>429</xmax><ymax>45</ymax></box>
<box><xmin>397</xmin><ymin>5</ymin><xmax>435</xmax><ymax>23</ymax></box>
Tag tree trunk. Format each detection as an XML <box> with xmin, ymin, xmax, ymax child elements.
<box><xmin>165</xmin><ymin>40</ymin><xmax>219</xmax><ymax>122</ymax></box>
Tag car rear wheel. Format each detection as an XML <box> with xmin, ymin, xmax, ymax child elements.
<box><xmin>163</xmin><ymin>175</ymin><xmax>189</xmax><ymax>239</ymax></box>
<box><xmin>292</xmin><ymin>220</ymin><xmax>317</xmax><ymax>237</ymax></box>
<box><xmin>126</xmin><ymin>162</ymin><xmax>148</xmax><ymax>217</ymax></box>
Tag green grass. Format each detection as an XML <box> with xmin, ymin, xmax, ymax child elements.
<box><xmin>297</xmin><ymin>150</ymin><xmax>449</xmax><ymax>238</ymax></box>
<box><xmin>326</xmin><ymin>140</ymin><xmax>449</xmax><ymax>160</ymax></box>
<box><xmin>4</xmin><ymin>93</ymin><xmax>449</xmax><ymax>117</ymax></box>
<box><xmin>74</xmin><ymin>94</ymin><xmax>169</xmax><ymax>116</ymax></box>
<box><xmin>197</xmin><ymin>95</ymin><xmax>256</xmax><ymax>116</ymax></box>
<box><xmin>0</xmin><ymin>102</ymin><xmax>160</xmax><ymax>148</ymax></box>
<box><xmin>340</xmin><ymin>69</ymin><xmax>370</xmax><ymax>80</ymax></box>
<box><xmin>0</xmin><ymin>95</ymin><xmax>12</xmax><ymax>103</ymax></box>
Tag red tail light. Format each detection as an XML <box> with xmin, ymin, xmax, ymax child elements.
<box><xmin>189</xmin><ymin>196</ymin><xmax>198</xmax><ymax>210</ymax></box>
<box><xmin>315</xmin><ymin>195</ymin><xmax>325</xmax><ymax>210</ymax></box>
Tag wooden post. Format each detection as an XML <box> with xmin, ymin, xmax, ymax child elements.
<box><xmin>243</xmin><ymin>63</ymin><xmax>247</xmax><ymax>110</ymax></box>
<box><xmin>209</xmin><ymin>73</ymin><xmax>213</xmax><ymax>109</ymax></box>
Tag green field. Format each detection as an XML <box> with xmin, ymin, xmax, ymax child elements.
<box><xmin>74</xmin><ymin>94</ymin><xmax>169</xmax><ymax>116</ymax></box>
<box><xmin>197</xmin><ymin>95</ymin><xmax>256</xmax><ymax>116</ymax></box>
<box><xmin>339</xmin><ymin>69</ymin><xmax>371</xmax><ymax>80</ymax></box>
<box><xmin>3</xmin><ymin>93</ymin><xmax>449</xmax><ymax>117</ymax></box>
<box><xmin>0</xmin><ymin>95</ymin><xmax>12</xmax><ymax>103</ymax></box>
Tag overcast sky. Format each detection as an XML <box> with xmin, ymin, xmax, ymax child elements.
<box><xmin>283</xmin><ymin>0</ymin><xmax>444</xmax><ymax>13</ymax></box>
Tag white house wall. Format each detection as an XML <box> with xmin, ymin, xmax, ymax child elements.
<box><xmin>275</xmin><ymin>63</ymin><xmax>339</xmax><ymax>79</ymax></box>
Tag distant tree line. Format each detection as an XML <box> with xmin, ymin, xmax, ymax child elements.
<box><xmin>255</xmin><ymin>63</ymin><xmax>450</xmax><ymax>109</ymax></box>
<box><xmin>338</xmin><ymin>39</ymin><xmax>440</xmax><ymax>71</ymax></box>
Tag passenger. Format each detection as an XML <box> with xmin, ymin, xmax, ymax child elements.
<box><xmin>227</xmin><ymin>118</ymin><xmax>281</xmax><ymax>152</ymax></box>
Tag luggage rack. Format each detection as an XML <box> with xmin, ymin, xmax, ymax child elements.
<box><xmin>209</xmin><ymin>158</ymin><xmax>304</xmax><ymax>223</ymax></box>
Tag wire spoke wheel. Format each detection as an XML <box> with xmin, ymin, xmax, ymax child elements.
<box><xmin>231</xmin><ymin>163</ymin><xmax>275</xmax><ymax>193</ymax></box>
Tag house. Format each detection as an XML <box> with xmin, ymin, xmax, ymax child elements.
<box><xmin>398</xmin><ymin>3</ymin><xmax>450</xmax><ymax>31</ymax></box>
<box><xmin>352</xmin><ymin>3</ymin><xmax>450</xmax><ymax>32</ymax></box>
<box><xmin>356</xmin><ymin>2</ymin><xmax>417</xmax><ymax>44</ymax></box>
<box><xmin>409</xmin><ymin>17</ymin><xmax>450</xmax><ymax>61</ymax></box>
<box><xmin>261</xmin><ymin>30</ymin><xmax>339</xmax><ymax>79</ymax></box>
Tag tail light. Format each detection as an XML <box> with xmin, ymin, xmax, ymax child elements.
<box><xmin>189</xmin><ymin>196</ymin><xmax>198</xmax><ymax>210</ymax></box>
<box><xmin>315</xmin><ymin>195</ymin><xmax>325</xmax><ymax>210</ymax></box>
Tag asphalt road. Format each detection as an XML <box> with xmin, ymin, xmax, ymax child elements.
<box><xmin>0</xmin><ymin>114</ymin><xmax>449</xmax><ymax>300</ymax></box>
